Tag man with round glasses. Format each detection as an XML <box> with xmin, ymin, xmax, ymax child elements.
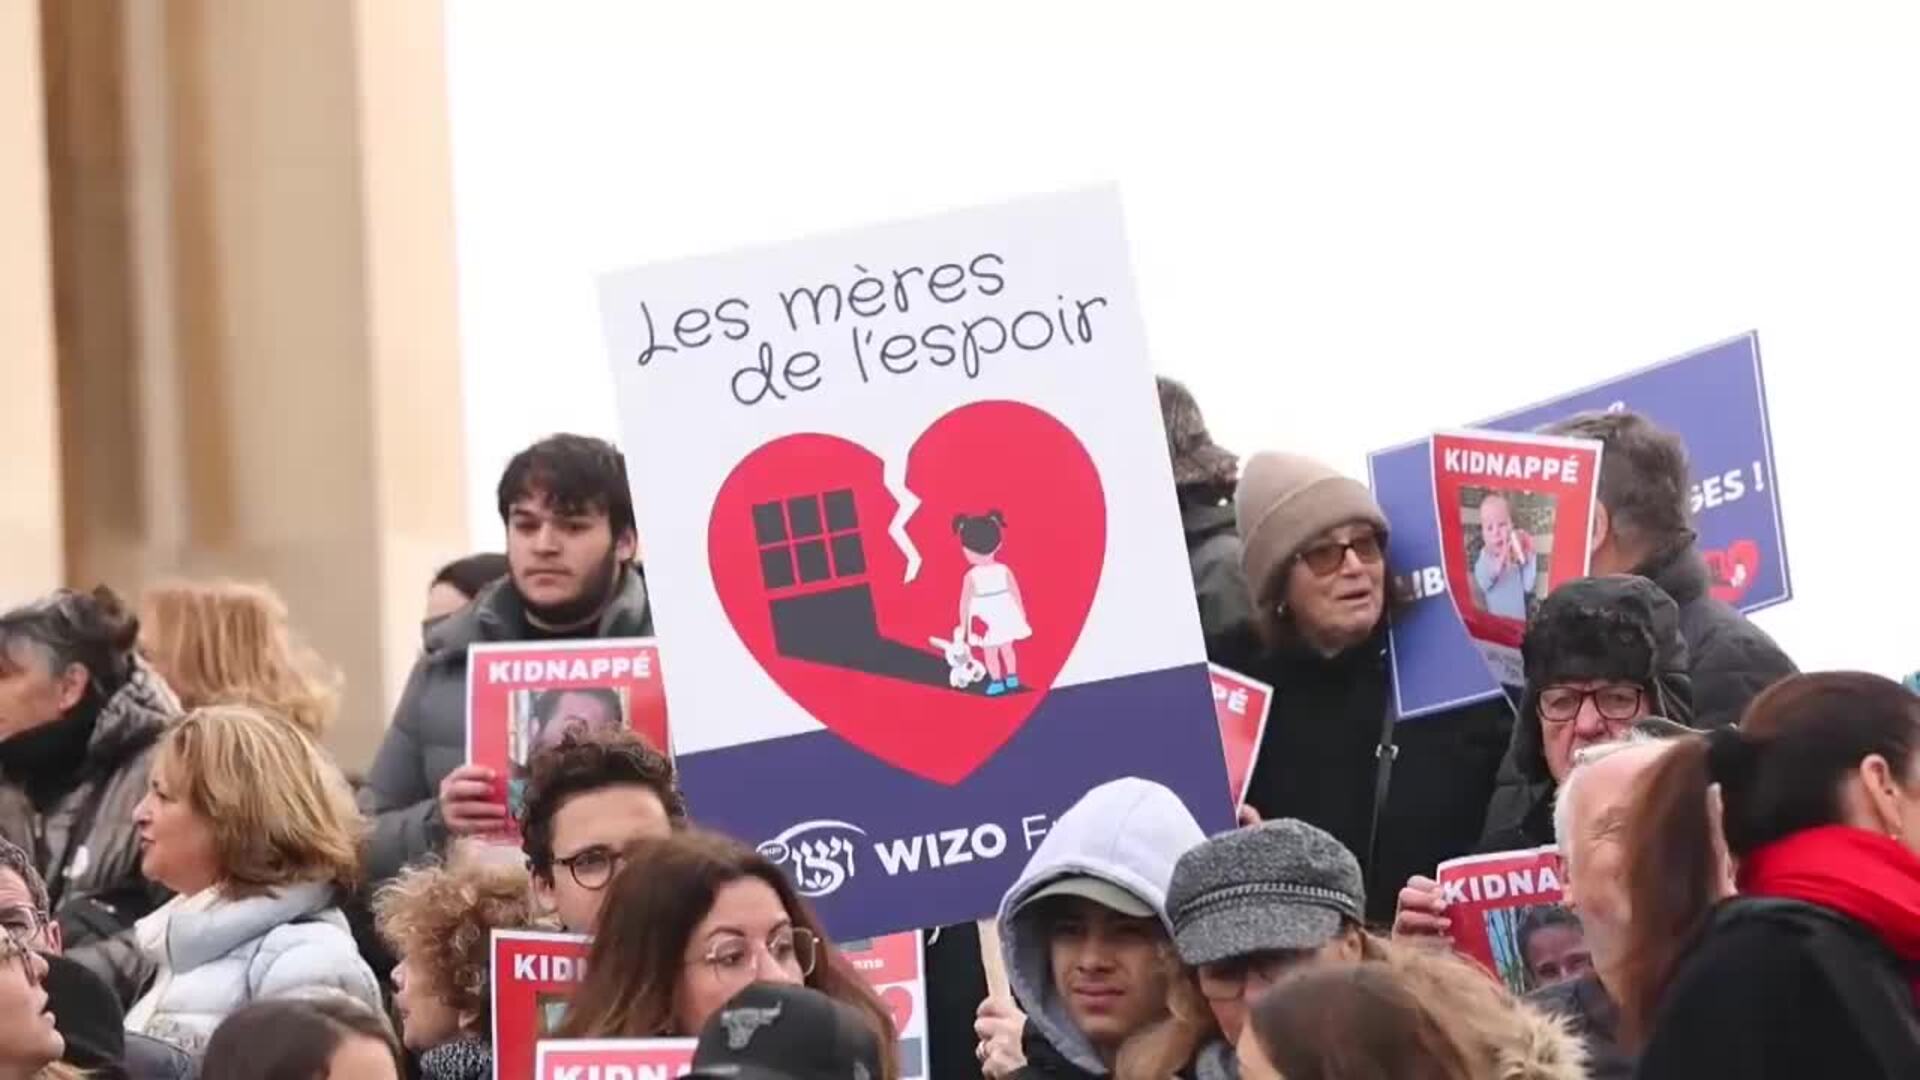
<box><xmin>520</xmin><ymin>727</ymin><xmax>687</xmax><ymax>933</ymax></box>
<box><xmin>1395</xmin><ymin>575</ymin><xmax>1698</xmax><ymax>937</ymax></box>
<box><xmin>1480</xmin><ymin>574</ymin><xmax>1698</xmax><ymax>851</ymax></box>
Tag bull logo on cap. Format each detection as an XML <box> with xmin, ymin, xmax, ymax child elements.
<box><xmin>720</xmin><ymin>1002</ymin><xmax>784</xmax><ymax>1050</ymax></box>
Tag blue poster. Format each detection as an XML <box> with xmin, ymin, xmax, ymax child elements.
<box><xmin>1367</xmin><ymin>332</ymin><xmax>1789</xmax><ymax>719</ymax></box>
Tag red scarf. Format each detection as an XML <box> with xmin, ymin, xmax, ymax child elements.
<box><xmin>1739</xmin><ymin>824</ymin><xmax>1920</xmax><ymax>1000</ymax></box>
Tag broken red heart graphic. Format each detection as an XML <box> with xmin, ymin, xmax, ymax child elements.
<box><xmin>1702</xmin><ymin>539</ymin><xmax>1761</xmax><ymax>605</ymax></box>
<box><xmin>707</xmin><ymin>401</ymin><xmax>1107</xmax><ymax>785</ymax></box>
<box><xmin>880</xmin><ymin>985</ymin><xmax>914</xmax><ymax>1033</ymax></box>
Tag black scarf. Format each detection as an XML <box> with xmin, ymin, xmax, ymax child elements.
<box><xmin>0</xmin><ymin>699</ymin><xmax>99</xmax><ymax>808</ymax></box>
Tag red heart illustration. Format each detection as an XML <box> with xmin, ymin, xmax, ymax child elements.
<box><xmin>880</xmin><ymin>985</ymin><xmax>915</xmax><ymax>1033</ymax></box>
<box><xmin>1702</xmin><ymin>539</ymin><xmax>1761</xmax><ymax>605</ymax></box>
<box><xmin>707</xmin><ymin>401</ymin><xmax>1107</xmax><ymax>785</ymax></box>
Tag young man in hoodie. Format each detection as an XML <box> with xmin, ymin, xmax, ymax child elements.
<box><xmin>976</xmin><ymin>777</ymin><xmax>1205</xmax><ymax>1079</ymax></box>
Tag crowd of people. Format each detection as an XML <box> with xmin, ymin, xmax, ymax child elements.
<box><xmin>0</xmin><ymin>388</ymin><xmax>1913</xmax><ymax>1079</ymax></box>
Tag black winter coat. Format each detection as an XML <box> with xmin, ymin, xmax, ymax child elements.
<box><xmin>1210</xmin><ymin>625</ymin><xmax>1514</xmax><ymax>924</ymax></box>
<box><xmin>1636</xmin><ymin>898</ymin><xmax>1920</xmax><ymax>1079</ymax></box>
<box><xmin>1639</xmin><ymin>546</ymin><xmax>1795</xmax><ymax>730</ymax></box>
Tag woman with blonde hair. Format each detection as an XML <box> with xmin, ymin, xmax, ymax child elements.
<box><xmin>1239</xmin><ymin>944</ymin><xmax>1587</xmax><ymax>1080</ymax></box>
<box><xmin>139</xmin><ymin>580</ymin><xmax>341</xmax><ymax>739</ymax></box>
<box><xmin>123</xmin><ymin>705</ymin><xmax>381</xmax><ymax>1053</ymax></box>
<box><xmin>374</xmin><ymin>858</ymin><xmax>543</xmax><ymax>1080</ymax></box>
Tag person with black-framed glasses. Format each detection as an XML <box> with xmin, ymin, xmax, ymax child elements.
<box><xmin>1480</xmin><ymin>575</ymin><xmax>1697</xmax><ymax>853</ymax></box>
<box><xmin>1395</xmin><ymin>575</ymin><xmax>1698</xmax><ymax>948</ymax></box>
<box><xmin>0</xmin><ymin>931</ymin><xmax>65</xmax><ymax>1080</ymax></box>
<box><xmin>520</xmin><ymin>727</ymin><xmax>687</xmax><ymax>933</ymax></box>
<box><xmin>0</xmin><ymin>837</ymin><xmax>129</xmax><ymax>1077</ymax></box>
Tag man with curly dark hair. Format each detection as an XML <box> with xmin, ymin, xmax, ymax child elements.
<box><xmin>375</xmin><ymin>858</ymin><xmax>544</xmax><ymax>1080</ymax></box>
<box><xmin>520</xmin><ymin>727</ymin><xmax>686</xmax><ymax>933</ymax></box>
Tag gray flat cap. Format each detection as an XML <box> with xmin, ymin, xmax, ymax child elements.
<box><xmin>1166</xmin><ymin>819</ymin><xmax>1365</xmax><ymax>966</ymax></box>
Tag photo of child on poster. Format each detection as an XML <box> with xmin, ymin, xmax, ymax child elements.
<box><xmin>1464</xmin><ymin>487</ymin><xmax>1552</xmax><ymax>623</ymax></box>
<box><xmin>1431</xmin><ymin>430</ymin><xmax>1602</xmax><ymax>687</ymax></box>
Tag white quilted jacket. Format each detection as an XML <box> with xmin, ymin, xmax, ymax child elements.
<box><xmin>125</xmin><ymin>880</ymin><xmax>381</xmax><ymax>1053</ymax></box>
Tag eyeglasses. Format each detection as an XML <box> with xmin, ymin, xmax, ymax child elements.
<box><xmin>1195</xmin><ymin>948</ymin><xmax>1314</xmax><ymax>1001</ymax></box>
<box><xmin>0</xmin><ymin>906</ymin><xmax>47</xmax><ymax>949</ymax></box>
<box><xmin>695</xmin><ymin>928</ymin><xmax>819</xmax><ymax>988</ymax></box>
<box><xmin>549</xmin><ymin>845</ymin><xmax>626</xmax><ymax>891</ymax></box>
<box><xmin>1296</xmin><ymin>532</ymin><xmax>1385</xmax><ymax>577</ymax></box>
<box><xmin>1538</xmin><ymin>685</ymin><xmax>1645</xmax><ymax>725</ymax></box>
<box><xmin>0</xmin><ymin>933</ymin><xmax>40</xmax><ymax>984</ymax></box>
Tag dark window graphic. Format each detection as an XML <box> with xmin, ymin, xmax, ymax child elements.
<box><xmin>757</xmin><ymin>490</ymin><xmax>867</xmax><ymax>590</ymax></box>
<box><xmin>753</xmin><ymin>488</ymin><xmax>960</xmax><ymax>691</ymax></box>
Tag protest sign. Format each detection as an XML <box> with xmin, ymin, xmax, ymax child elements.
<box><xmin>1368</xmin><ymin>332</ymin><xmax>1790</xmax><ymax>717</ymax></box>
<box><xmin>1430</xmin><ymin>430</ymin><xmax>1601</xmax><ymax>688</ymax></box>
<box><xmin>1209</xmin><ymin>665</ymin><xmax>1273</xmax><ymax>804</ymax></box>
<box><xmin>1435</xmin><ymin>846</ymin><xmax>1581</xmax><ymax>996</ymax></box>
<box><xmin>466</xmin><ymin>639</ymin><xmax>669</xmax><ymax>838</ymax></box>
<box><xmin>535</xmin><ymin>1040</ymin><xmax>695</xmax><ymax>1080</ymax></box>
<box><xmin>492</xmin><ymin>930</ymin><xmax>592</xmax><ymax>1080</ymax></box>
<box><xmin>596</xmin><ymin>188</ymin><xmax>1232</xmax><ymax>938</ymax></box>
<box><xmin>843</xmin><ymin>931</ymin><xmax>930</xmax><ymax>1078</ymax></box>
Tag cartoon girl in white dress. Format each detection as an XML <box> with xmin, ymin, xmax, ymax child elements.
<box><xmin>954</xmin><ymin>510</ymin><xmax>1032</xmax><ymax>697</ymax></box>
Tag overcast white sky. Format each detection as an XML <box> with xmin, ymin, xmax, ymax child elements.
<box><xmin>444</xmin><ymin>1</ymin><xmax>1919</xmax><ymax>678</ymax></box>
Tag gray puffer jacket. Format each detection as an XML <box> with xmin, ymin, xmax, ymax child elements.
<box><xmin>357</xmin><ymin>569</ymin><xmax>653</xmax><ymax>883</ymax></box>
<box><xmin>0</xmin><ymin>658</ymin><xmax>181</xmax><ymax>1002</ymax></box>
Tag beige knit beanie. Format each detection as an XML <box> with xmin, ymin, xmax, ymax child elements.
<box><xmin>1234</xmin><ymin>451</ymin><xmax>1390</xmax><ymax>597</ymax></box>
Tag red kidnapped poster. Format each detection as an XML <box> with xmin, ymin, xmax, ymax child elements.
<box><xmin>1430</xmin><ymin>429</ymin><xmax>1602</xmax><ymax>687</ymax></box>
<box><xmin>842</xmin><ymin>931</ymin><xmax>929</xmax><ymax>1078</ymax></box>
<box><xmin>466</xmin><ymin>639</ymin><xmax>669</xmax><ymax>839</ymax></box>
<box><xmin>1208</xmin><ymin>665</ymin><xmax>1272</xmax><ymax>804</ymax></box>
<box><xmin>1435</xmin><ymin>846</ymin><xmax>1587</xmax><ymax>996</ymax></box>
<box><xmin>491</xmin><ymin>930</ymin><xmax>591</xmax><ymax>1080</ymax></box>
<box><xmin>535</xmin><ymin>1039</ymin><xmax>695</xmax><ymax>1080</ymax></box>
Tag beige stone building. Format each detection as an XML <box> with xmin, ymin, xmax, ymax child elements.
<box><xmin>4</xmin><ymin>1</ymin><xmax>469</xmax><ymax>769</ymax></box>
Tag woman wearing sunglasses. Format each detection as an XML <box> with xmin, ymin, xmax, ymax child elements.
<box><xmin>1213</xmin><ymin>453</ymin><xmax>1513</xmax><ymax>926</ymax></box>
<box><xmin>557</xmin><ymin>830</ymin><xmax>897</xmax><ymax>1076</ymax></box>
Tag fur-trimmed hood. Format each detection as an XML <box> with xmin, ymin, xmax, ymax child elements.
<box><xmin>1491</xmin><ymin>999</ymin><xmax>1591</xmax><ymax>1080</ymax></box>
